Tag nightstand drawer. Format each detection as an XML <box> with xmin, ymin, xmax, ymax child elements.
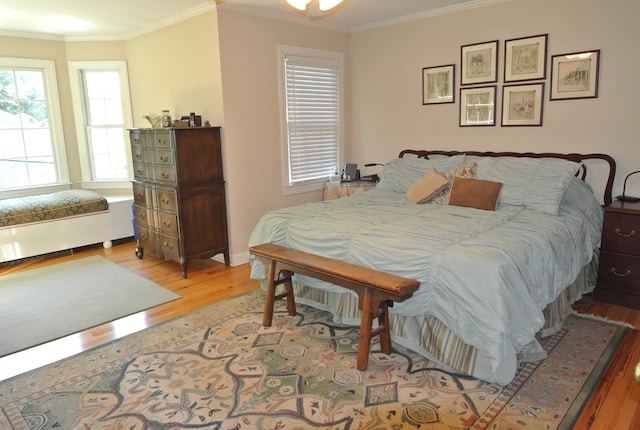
<box><xmin>601</xmin><ymin>212</ymin><xmax>639</xmax><ymax>254</ymax></box>
<box><xmin>597</xmin><ymin>250</ymin><xmax>640</xmax><ymax>294</ymax></box>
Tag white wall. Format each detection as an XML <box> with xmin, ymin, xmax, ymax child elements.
<box><xmin>349</xmin><ymin>0</ymin><xmax>639</xmax><ymax>199</ymax></box>
<box><xmin>217</xmin><ymin>10</ymin><xmax>350</xmax><ymax>263</ymax></box>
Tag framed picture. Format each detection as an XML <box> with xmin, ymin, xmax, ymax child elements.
<box><xmin>550</xmin><ymin>50</ymin><xmax>600</xmax><ymax>100</ymax></box>
<box><xmin>459</xmin><ymin>86</ymin><xmax>496</xmax><ymax>126</ymax></box>
<box><xmin>461</xmin><ymin>40</ymin><xmax>498</xmax><ymax>85</ymax></box>
<box><xmin>501</xmin><ymin>83</ymin><xmax>544</xmax><ymax>126</ymax></box>
<box><xmin>422</xmin><ymin>64</ymin><xmax>455</xmax><ymax>104</ymax></box>
<box><xmin>504</xmin><ymin>34</ymin><xmax>548</xmax><ymax>82</ymax></box>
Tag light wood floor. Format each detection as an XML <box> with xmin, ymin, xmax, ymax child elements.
<box><xmin>1</xmin><ymin>240</ymin><xmax>638</xmax><ymax>428</ymax></box>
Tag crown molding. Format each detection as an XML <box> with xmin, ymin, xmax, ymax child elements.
<box><xmin>350</xmin><ymin>0</ymin><xmax>513</xmax><ymax>33</ymax></box>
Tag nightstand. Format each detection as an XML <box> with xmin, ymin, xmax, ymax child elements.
<box><xmin>322</xmin><ymin>180</ymin><xmax>376</xmax><ymax>201</ymax></box>
<box><xmin>594</xmin><ymin>200</ymin><xmax>640</xmax><ymax>309</ymax></box>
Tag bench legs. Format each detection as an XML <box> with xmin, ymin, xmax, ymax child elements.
<box><xmin>263</xmin><ymin>260</ymin><xmax>296</xmax><ymax>327</ymax></box>
<box><xmin>262</xmin><ymin>259</ymin><xmax>394</xmax><ymax>371</ymax></box>
<box><xmin>357</xmin><ymin>290</ymin><xmax>393</xmax><ymax>371</ymax></box>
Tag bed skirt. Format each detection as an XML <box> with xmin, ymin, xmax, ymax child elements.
<box><xmin>290</xmin><ymin>255</ymin><xmax>598</xmax><ymax>383</ymax></box>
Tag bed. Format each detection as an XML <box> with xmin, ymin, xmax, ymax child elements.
<box><xmin>248</xmin><ymin>150</ymin><xmax>615</xmax><ymax>384</ymax></box>
<box><xmin>0</xmin><ymin>190</ymin><xmax>134</xmax><ymax>263</ymax></box>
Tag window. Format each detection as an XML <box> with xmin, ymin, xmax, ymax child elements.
<box><xmin>68</xmin><ymin>61</ymin><xmax>133</xmax><ymax>188</ymax></box>
<box><xmin>279</xmin><ymin>45</ymin><xmax>343</xmax><ymax>194</ymax></box>
<box><xmin>0</xmin><ymin>58</ymin><xmax>68</xmax><ymax>196</ymax></box>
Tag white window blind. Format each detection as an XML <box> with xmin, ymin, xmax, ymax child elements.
<box><xmin>284</xmin><ymin>54</ymin><xmax>340</xmax><ymax>185</ymax></box>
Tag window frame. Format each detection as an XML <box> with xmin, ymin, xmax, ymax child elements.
<box><xmin>0</xmin><ymin>57</ymin><xmax>69</xmax><ymax>199</ymax></box>
<box><xmin>68</xmin><ymin>60</ymin><xmax>134</xmax><ymax>190</ymax></box>
<box><xmin>277</xmin><ymin>45</ymin><xmax>344</xmax><ymax>195</ymax></box>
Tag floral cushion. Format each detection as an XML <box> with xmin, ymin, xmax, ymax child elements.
<box><xmin>0</xmin><ymin>190</ymin><xmax>108</xmax><ymax>227</ymax></box>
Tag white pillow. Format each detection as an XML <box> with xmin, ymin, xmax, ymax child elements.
<box><xmin>475</xmin><ymin>157</ymin><xmax>580</xmax><ymax>215</ymax></box>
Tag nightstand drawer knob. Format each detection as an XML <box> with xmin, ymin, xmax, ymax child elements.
<box><xmin>614</xmin><ymin>228</ymin><xmax>636</xmax><ymax>238</ymax></box>
<box><xmin>610</xmin><ymin>267</ymin><xmax>632</xmax><ymax>277</ymax></box>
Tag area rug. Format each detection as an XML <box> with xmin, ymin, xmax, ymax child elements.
<box><xmin>0</xmin><ymin>289</ymin><xmax>626</xmax><ymax>429</ymax></box>
<box><xmin>0</xmin><ymin>255</ymin><xmax>180</xmax><ymax>357</ymax></box>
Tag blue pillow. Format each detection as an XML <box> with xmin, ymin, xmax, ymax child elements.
<box><xmin>378</xmin><ymin>154</ymin><xmax>466</xmax><ymax>193</ymax></box>
<box><xmin>475</xmin><ymin>157</ymin><xmax>580</xmax><ymax>215</ymax></box>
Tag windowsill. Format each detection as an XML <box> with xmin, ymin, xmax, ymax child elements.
<box><xmin>79</xmin><ymin>180</ymin><xmax>132</xmax><ymax>190</ymax></box>
<box><xmin>283</xmin><ymin>180</ymin><xmax>325</xmax><ymax>196</ymax></box>
<box><xmin>0</xmin><ymin>183</ymin><xmax>72</xmax><ymax>200</ymax></box>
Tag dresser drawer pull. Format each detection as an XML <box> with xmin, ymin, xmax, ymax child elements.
<box><xmin>160</xmin><ymin>155</ymin><xmax>169</xmax><ymax>162</ymax></box>
<box><xmin>610</xmin><ymin>267</ymin><xmax>631</xmax><ymax>277</ymax></box>
<box><xmin>614</xmin><ymin>228</ymin><xmax>636</xmax><ymax>238</ymax></box>
<box><xmin>163</xmin><ymin>241</ymin><xmax>174</xmax><ymax>250</ymax></box>
<box><xmin>163</xmin><ymin>220</ymin><xmax>172</xmax><ymax>227</ymax></box>
<box><xmin>161</xmin><ymin>197</ymin><xmax>170</xmax><ymax>205</ymax></box>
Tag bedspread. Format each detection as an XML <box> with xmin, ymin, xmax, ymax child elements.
<box><xmin>248</xmin><ymin>178</ymin><xmax>603</xmax><ymax>383</ymax></box>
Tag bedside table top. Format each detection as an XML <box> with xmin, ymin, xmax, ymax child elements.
<box><xmin>326</xmin><ymin>180</ymin><xmax>377</xmax><ymax>189</ymax></box>
<box><xmin>607</xmin><ymin>200</ymin><xmax>640</xmax><ymax>213</ymax></box>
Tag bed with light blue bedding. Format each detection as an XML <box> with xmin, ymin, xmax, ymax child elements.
<box><xmin>248</xmin><ymin>151</ymin><xmax>615</xmax><ymax>384</ymax></box>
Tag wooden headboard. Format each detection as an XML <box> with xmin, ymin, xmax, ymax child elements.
<box><xmin>398</xmin><ymin>149</ymin><xmax>617</xmax><ymax>206</ymax></box>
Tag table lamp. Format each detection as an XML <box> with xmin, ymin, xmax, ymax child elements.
<box><xmin>617</xmin><ymin>170</ymin><xmax>640</xmax><ymax>202</ymax></box>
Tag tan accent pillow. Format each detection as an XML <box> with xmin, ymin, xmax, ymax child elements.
<box><xmin>448</xmin><ymin>177</ymin><xmax>503</xmax><ymax>211</ymax></box>
<box><xmin>406</xmin><ymin>169</ymin><xmax>449</xmax><ymax>204</ymax></box>
<box><xmin>429</xmin><ymin>161</ymin><xmax>477</xmax><ymax>205</ymax></box>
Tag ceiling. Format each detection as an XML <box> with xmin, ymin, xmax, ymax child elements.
<box><xmin>0</xmin><ymin>0</ymin><xmax>504</xmax><ymax>40</ymax></box>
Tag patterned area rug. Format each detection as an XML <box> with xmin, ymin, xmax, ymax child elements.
<box><xmin>0</xmin><ymin>289</ymin><xmax>626</xmax><ymax>429</ymax></box>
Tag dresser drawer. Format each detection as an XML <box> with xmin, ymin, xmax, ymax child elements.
<box><xmin>156</xmin><ymin>166</ymin><xmax>177</xmax><ymax>184</ymax></box>
<box><xmin>133</xmin><ymin>162</ymin><xmax>146</xmax><ymax>180</ymax></box>
<box><xmin>601</xmin><ymin>211</ymin><xmax>640</xmax><ymax>254</ymax></box>
<box><xmin>156</xmin><ymin>188</ymin><xmax>177</xmax><ymax>212</ymax></box>
<box><xmin>597</xmin><ymin>250</ymin><xmax>640</xmax><ymax>294</ymax></box>
<box><xmin>155</xmin><ymin>149</ymin><xmax>175</xmax><ymax>167</ymax></box>
<box><xmin>132</xmin><ymin>183</ymin><xmax>150</xmax><ymax>206</ymax></box>
<box><xmin>159</xmin><ymin>234</ymin><xmax>180</xmax><ymax>261</ymax></box>
<box><xmin>157</xmin><ymin>211</ymin><xmax>178</xmax><ymax>236</ymax></box>
<box><xmin>136</xmin><ymin>225</ymin><xmax>157</xmax><ymax>250</ymax></box>
<box><xmin>154</xmin><ymin>132</ymin><xmax>173</xmax><ymax>149</ymax></box>
<box><xmin>134</xmin><ymin>205</ymin><xmax>153</xmax><ymax>228</ymax></box>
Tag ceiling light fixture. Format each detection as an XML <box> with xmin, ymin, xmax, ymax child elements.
<box><xmin>286</xmin><ymin>0</ymin><xmax>344</xmax><ymax>13</ymax></box>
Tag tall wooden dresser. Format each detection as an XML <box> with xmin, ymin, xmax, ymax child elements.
<box><xmin>130</xmin><ymin>127</ymin><xmax>229</xmax><ymax>278</ymax></box>
<box><xmin>594</xmin><ymin>200</ymin><xmax>640</xmax><ymax>308</ymax></box>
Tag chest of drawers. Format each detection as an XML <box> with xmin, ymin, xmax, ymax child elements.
<box><xmin>130</xmin><ymin>127</ymin><xmax>229</xmax><ymax>278</ymax></box>
<box><xmin>594</xmin><ymin>200</ymin><xmax>640</xmax><ymax>308</ymax></box>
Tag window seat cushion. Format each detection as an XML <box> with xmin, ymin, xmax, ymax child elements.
<box><xmin>0</xmin><ymin>190</ymin><xmax>108</xmax><ymax>227</ymax></box>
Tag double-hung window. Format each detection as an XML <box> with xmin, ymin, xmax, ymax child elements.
<box><xmin>279</xmin><ymin>45</ymin><xmax>343</xmax><ymax>194</ymax></box>
<box><xmin>68</xmin><ymin>61</ymin><xmax>133</xmax><ymax>188</ymax></box>
<box><xmin>0</xmin><ymin>57</ymin><xmax>68</xmax><ymax>197</ymax></box>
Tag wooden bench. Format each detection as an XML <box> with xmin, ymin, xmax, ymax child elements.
<box><xmin>249</xmin><ymin>243</ymin><xmax>420</xmax><ymax>371</ymax></box>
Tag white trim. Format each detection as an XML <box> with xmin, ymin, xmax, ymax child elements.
<box><xmin>277</xmin><ymin>44</ymin><xmax>344</xmax><ymax>195</ymax></box>
<box><xmin>0</xmin><ymin>57</ymin><xmax>69</xmax><ymax>192</ymax></box>
<box><xmin>67</xmin><ymin>60</ymin><xmax>134</xmax><ymax>186</ymax></box>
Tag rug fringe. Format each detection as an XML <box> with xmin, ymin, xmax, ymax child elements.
<box><xmin>572</xmin><ymin>311</ymin><xmax>637</xmax><ymax>329</ymax></box>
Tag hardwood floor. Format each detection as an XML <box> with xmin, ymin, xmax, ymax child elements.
<box><xmin>1</xmin><ymin>240</ymin><xmax>638</xmax><ymax>428</ymax></box>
